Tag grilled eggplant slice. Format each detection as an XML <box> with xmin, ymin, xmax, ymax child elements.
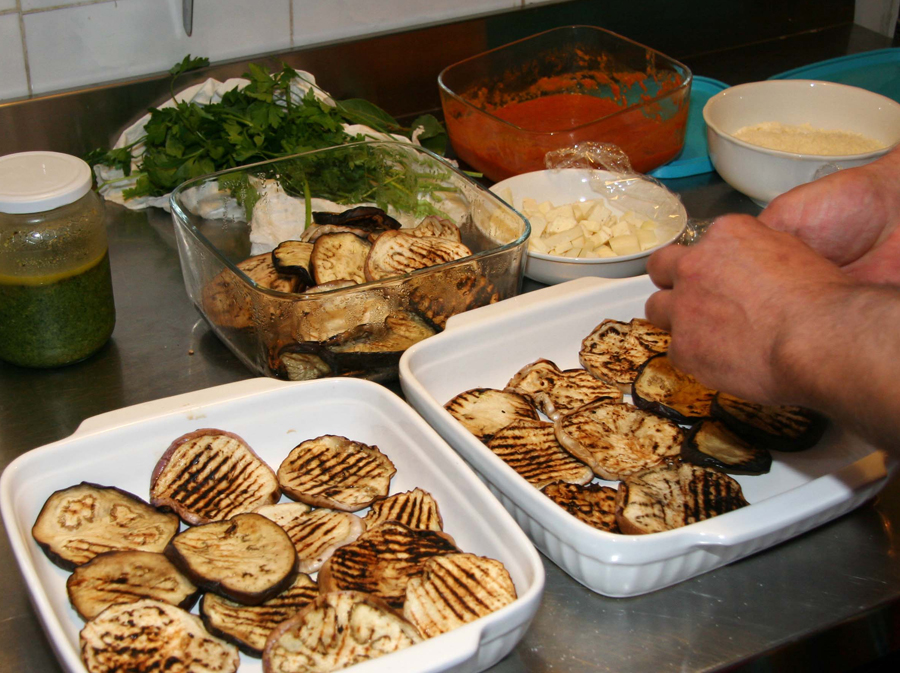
<box><xmin>580</xmin><ymin>318</ymin><xmax>671</xmax><ymax>392</ymax></box>
<box><xmin>313</xmin><ymin>206</ymin><xmax>402</xmax><ymax>231</ymax></box>
<box><xmin>67</xmin><ymin>550</ymin><xmax>200</xmax><ymax>621</ymax></box>
<box><xmin>408</xmin><ymin>216</ymin><xmax>461</xmax><ymax>241</ymax></box>
<box><xmin>404</xmin><ymin>265</ymin><xmax>499</xmax><ymax>330</ymax></box>
<box><xmin>292</xmin><ymin>286</ymin><xmax>393</xmax><ymax>342</ymax></box>
<box><xmin>616</xmin><ymin>461</ymin><xmax>749</xmax><ymax>535</ymax></box>
<box><xmin>32</xmin><ymin>482</ymin><xmax>179</xmax><ymax>571</ymax></box>
<box><xmin>712</xmin><ymin>392</ymin><xmax>828</xmax><ymax>451</ymax></box>
<box><xmin>201</xmin><ymin>573</ymin><xmax>319</xmax><ymax>657</ymax></box>
<box><xmin>403</xmin><ymin>553</ymin><xmax>517</xmax><ymax>638</ymax></box>
<box><xmin>632</xmin><ymin>353</ymin><xmax>716</xmax><ymax>424</ymax></box>
<box><xmin>165</xmin><ymin>512</ymin><xmax>298</xmax><ymax>606</ymax></box>
<box><xmin>263</xmin><ymin>591</ymin><xmax>422</xmax><ymax>673</ymax></box>
<box><xmin>487</xmin><ymin>419</ymin><xmax>594</xmax><ymax>489</ymax></box>
<box><xmin>311</xmin><ymin>232</ymin><xmax>371</xmax><ymax>285</ymax></box>
<box><xmin>151</xmin><ymin>428</ymin><xmax>280</xmax><ymax>525</ymax></box>
<box><xmin>444</xmin><ymin>388</ymin><xmax>539</xmax><ymax>442</ymax></box>
<box><xmin>80</xmin><ymin>599</ymin><xmax>240</xmax><ymax>673</ymax></box>
<box><xmin>201</xmin><ymin>253</ymin><xmax>302</xmax><ymax>330</ymax></box>
<box><xmin>364</xmin><ymin>230</ymin><xmax>472</xmax><ymax>281</ymax></box>
<box><xmin>273</xmin><ymin>343</ymin><xmax>333</xmax><ymax>381</ymax></box>
<box><xmin>363</xmin><ymin>487</ymin><xmax>444</xmax><ymax>532</ymax></box>
<box><xmin>506</xmin><ymin>358</ymin><xmax>623</xmax><ymax>420</ymax></box>
<box><xmin>318</xmin><ymin>521</ymin><xmax>459</xmax><ymax>609</ymax></box>
<box><xmin>682</xmin><ymin>420</ymin><xmax>772</xmax><ymax>475</ymax></box>
<box><xmin>277</xmin><ymin>435</ymin><xmax>397</xmax><ymax>511</ymax></box>
<box><xmin>272</xmin><ymin>240</ymin><xmax>314</xmax><ymax>286</ymax></box>
<box><xmin>555</xmin><ymin>400</ymin><xmax>684</xmax><ymax>481</ymax></box>
<box><xmin>542</xmin><ymin>482</ymin><xmax>620</xmax><ymax>533</ymax></box>
<box><xmin>257</xmin><ymin>503</ymin><xmax>366</xmax><ymax>574</ymax></box>
<box><xmin>321</xmin><ymin>310</ymin><xmax>437</xmax><ymax>373</ymax></box>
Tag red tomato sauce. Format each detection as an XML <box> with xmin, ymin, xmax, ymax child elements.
<box><xmin>492</xmin><ymin>93</ymin><xmax>623</xmax><ymax>132</ymax></box>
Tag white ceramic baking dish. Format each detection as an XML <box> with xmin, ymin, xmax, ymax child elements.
<box><xmin>399</xmin><ymin>275</ymin><xmax>895</xmax><ymax>597</ymax></box>
<box><xmin>0</xmin><ymin>377</ymin><xmax>544</xmax><ymax>673</ymax></box>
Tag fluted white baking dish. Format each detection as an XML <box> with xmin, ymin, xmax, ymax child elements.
<box><xmin>1</xmin><ymin>377</ymin><xmax>544</xmax><ymax>673</ymax></box>
<box><xmin>399</xmin><ymin>275</ymin><xmax>895</xmax><ymax>597</ymax></box>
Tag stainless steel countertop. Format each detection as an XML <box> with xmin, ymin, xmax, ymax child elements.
<box><xmin>2</xmin><ymin>6</ymin><xmax>900</xmax><ymax>672</ymax></box>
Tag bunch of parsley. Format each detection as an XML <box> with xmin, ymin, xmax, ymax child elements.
<box><xmin>86</xmin><ymin>56</ymin><xmax>448</xmax><ymax>203</ymax></box>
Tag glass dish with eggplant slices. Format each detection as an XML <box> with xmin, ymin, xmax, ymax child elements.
<box><xmin>170</xmin><ymin>140</ymin><xmax>530</xmax><ymax>382</ymax></box>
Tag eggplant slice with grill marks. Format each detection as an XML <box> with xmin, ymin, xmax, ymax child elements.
<box><xmin>408</xmin><ymin>216</ymin><xmax>462</xmax><ymax>241</ymax></box>
<box><xmin>32</xmin><ymin>482</ymin><xmax>180</xmax><ymax>571</ymax></box>
<box><xmin>712</xmin><ymin>392</ymin><xmax>828</xmax><ymax>451</ymax></box>
<box><xmin>318</xmin><ymin>521</ymin><xmax>459</xmax><ymax>609</ymax></box>
<box><xmin>486</xmin><ymin>419</ymin><xmax>594</xmax><ymax>489</ymax></box>
<box><xmin>277</xmin><ymin>435</ymin><xmax>397</xmax><ymax>512</ymax></box>
<box><xmin>404</xmin><ymin>264</ymin><xmax>500</xmax><ymax>330</ymax></box>
<box><xmin>256</xmin><ymin>503</ymin><xmax>366</xmax><ymax>574</ymax></box>
<box><xmin>165</xmin><ymin>512</ymin><xmax>298</xmax><ymax>606</ymax></box>
<box><xmin>311</xmin><ymin>232</ymin><xmax>372</xmax><ymax>285</ymax></box>
<box><xmin>542</xmin><ymin>482</ymin><xmax>620</xmax><ymax>533</ymax></box>
<box><xmin>632</xmin><ymin>353</ymin><xmax>717</xmax><ymax>424</ymax></box>
<box><xmin>263</xmin><ymin>591</ymin><xmax>422</xmax><ymax>673</ymax></box>
<box><xmin>363</xmin><ymin>487</ymin><xmax>444</xmax><ymax>532</ymax></box>
<box><xmin>80</xmin><ymin>599</ymin><xmax>240</xmax><ymax>673</ymax></box>
<box><xmin>615</xmin><ymin>461</ymin><xmax>749</xmax><ymax>535</ymax></box>
<box><xmin>313</xmin><ymin>206</ymin><xmax>402</xmax><ymax>231</ymax></box>
<box><xmin>67</xmin><ymin>550</ymin><xmax>200</xmax><ymax>621</ymax></box>
<box><xmin>580</xmin><ymin>318</ymin><xmax>671</xmax><ymax>392</ymax></box>
<box><xmin>444</xmin><ymin>387</ymin><xmax>540</xmax><ymax>442</ymax></box>
<box><xmin>364</xmin><ymin>230</ymin><xmax>472</xmax><ymax>282</ymax></box>
<box><xmin>201</xmin><ymin>573</ymin><xmax>319</xmax><ymax>657</ymax></box>
<box><xmin>506</xmin><ymin>358</ymin><xmax>623</xmax><ymax>420</ymax></box>
<box><xmin>150</xmin><ymin>428</ymin><xmax>281</xmax><ymax>525</ymax></box>
<box><xmin>682</xmin><ymin>419</ymin><xmax>772</xmax><ymax>475</ymax></box>
<box><xmin>555</xmin><ymin>399</ymin><xmax>684</xmax><ymax>481</ymax></box>
<box><xmin>403</xmin><ymin>553</ymin><xmax>517</xmax><ymax>638</ymax></box>
<box><xmin>271</xmin><ymin>240</ymin><xmax>314</xmax><ymax>286</ymax></box>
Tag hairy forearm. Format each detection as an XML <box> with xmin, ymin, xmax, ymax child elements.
<box><xmin>773</xmin><ymin>282</ymin><xmax>900</xmax><ymax>452</ymax></box>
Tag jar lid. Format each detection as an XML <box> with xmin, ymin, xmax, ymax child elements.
<box><xmin>0</xmin><ymin>151</ymin><xmax>94</xmax><ymax>214</ymax></box>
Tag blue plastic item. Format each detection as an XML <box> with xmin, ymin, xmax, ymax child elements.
<box><xmin>769</xmin><ymin>48</ymin><xmax>900</xmax><ymax>103</ymax></box>
<box><xmin>648</xmin><ymin>75</ymin><xmax>729</xmax><ymax>179</ymax></box>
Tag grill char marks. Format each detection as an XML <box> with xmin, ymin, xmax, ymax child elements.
<box><xmin>318</xmin><ymin>521</ymin><xmax>459</xmax><ymax>609</ymax></box>
<box><xmin>150</xmin><ymin>429</ymin><xmax>280</xmax><ymax>525</ymax></box>
<box><xmin>364</xmin><ymin>230</ymin><xmax>472</xmax><ymax>282</ymax></box>
<box><xmin>263</xmin><ymin>591</ymin><xmax>422</xmax><ymax>673</ymax></box>
<box><xmin>200</xmin><ymin>573</ymin><xmax>319</xmax><ymax>657</ymax></box>
<box><xmin>616</xmin><ymin>461</ymin><xmax>749</xmax><ymax>535</ymax></box>
<box><xmin>277</xmin><ymin>435</ymin><xmax>396</xmax><ymax>511</ymax></box>
<box><xmin>79</xmin><ymin>599</ymin><xmax>240</xmax><ymax>673</ymax></box>
<box><xmin>712</xmin><ymin>392</ymin><xmax>828</xmax><ymax>451</ymax></box>
<box><xmin>580</xmin><ymin>318</ymin><xmax>671</xmax><ymax>392</ymax></box>
<box><xmin>363</xmin><ymin>488</ymin><xmax>444</xmax><ymax>531</ymax></box>
<box><xmin>555</xmin><ymin>400</ymin><xmax>683</xmax><ymax>481</ymax></box>
<box><xmin>403</xmin><ymin>553</ymin><xmax>517</xmax><ymax>638</ymax></box>
<box><xmin>542</xmin><ymin>482</ymin><xmax>620</xmax><ymax>533</ymax></box>
<box><xmin>506</xmin><ymin>358</ymin><xmax>622</xmax><ymax>420</ymax></box>
<box><xmin>486</xmin><ymin>419</ymin><xmax>593</xmax><ymax>489</ymax></box>
<box><xmin>444</xmin><ymin>388</ymin><xmax>539</xmax><ymax>442</ymax></box>
<box><xmin>256</xmin><ymin>503</ymin><xmax>365</xmax><ymax>573</ymax></box>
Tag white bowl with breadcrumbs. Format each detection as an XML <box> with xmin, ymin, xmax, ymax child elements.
<box><xmin>703</xmin><ymin>79</ymin><xmax>900</xmax><ymax>206</ymax></box>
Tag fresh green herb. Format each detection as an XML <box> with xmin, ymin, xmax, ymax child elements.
<box><xmin>86</xmin><ymin>58</ymin><xmax>449</xmax><ymax>213</ymax></box>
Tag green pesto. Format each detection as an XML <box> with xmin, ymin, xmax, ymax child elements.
<box><xmin>0</xmin><ymin>253</ymin><xmax>116</xmax><ymax>368</ymax></box>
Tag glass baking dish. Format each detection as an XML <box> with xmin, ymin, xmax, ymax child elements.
<box><xmin>439</xmin><ymin>25</ymin><xmax>692</xmax><ymax>181</ymax></box>
<box><xmin>170</xmin><ymin>141</ymin><xmax>529</xmax><ymax>381</ymax></box>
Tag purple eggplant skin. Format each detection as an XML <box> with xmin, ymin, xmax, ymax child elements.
<box><xmin>681</xmin><ymin>420</ymin><xmax>772</xmax><ymax>476</ymax></box>
<box><xmin>711</xmin><ymin>392</ymin><xmax>829</xmax><ymax>452</ymax></box>
<box><xmin>631</xmin><ymin>354</ymin><xmax>715</xmax><ymax>426</ymax></box>
<box><xmin>312</xmin><ymin>206</ymin><xmax>402</xmax><ymax>231</ymax></box>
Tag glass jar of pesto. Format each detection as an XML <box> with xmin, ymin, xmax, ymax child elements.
<box><xmin>0</xmin><ymin>151</ymin><xmax>116</xmax><ymax>368</ymax></box>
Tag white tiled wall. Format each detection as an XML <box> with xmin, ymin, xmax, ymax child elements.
<box><xmin>0</xmin><ymin>0</ymin><xmax>536</xmax><ymax>104</ymax></box>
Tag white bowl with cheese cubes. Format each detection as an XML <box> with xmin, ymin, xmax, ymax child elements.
<box><xmin>490</xmin><ymin>168</ymin><xmax>687</xmax><ymax>284</ymax></box>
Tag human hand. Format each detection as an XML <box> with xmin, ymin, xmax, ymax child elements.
<box><xmin>759</xmin><ymin>147</ymin><xmax>900</xmax><ymax>284</ymax></box>
<box><xmin>644</xmin><ymin>214</ymin><xmax>852</xmax><ymax>405</ymax></box>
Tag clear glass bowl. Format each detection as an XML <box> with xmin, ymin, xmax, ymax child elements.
<box><xmin>439</xmin><ymin>26</ymin><xmax>692</xmax><ymax>181</ymax></box>
<box><xmin>170</xmin><ymin>141</ymin><xmax>529</xmax><ymax>382</ymax></box>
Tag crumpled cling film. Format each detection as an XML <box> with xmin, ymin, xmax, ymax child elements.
<box><xmin>92</xmin><ymin>71</ymin><xmax>415</xmax><ymax>212</ymax></box>
<box><xmin>545</xmin><ymin>141</ymin><xmax>712</xmax><ymax>247</ymax></box>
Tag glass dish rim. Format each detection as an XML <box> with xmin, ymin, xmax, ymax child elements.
<box><xmin>437</xmin><ymin>24</ymin><xmax>693</xmax><ymax>136</ymax></box>
<box><xmin>169</xmin><ymin>139</ymin><xmax>531</xmax><ymax>299</ymax></box>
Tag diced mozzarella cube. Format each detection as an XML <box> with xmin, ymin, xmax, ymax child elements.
<box><xmin>580</xmin><ymin>219</ymin><xmax>601</xmax><ymax>234</ymax></box>
<box><xmin>595</xmin><ymin>245</ymin><xmax>617</xmax><ymax>258</ymax></box>
<box><xmin>529</xmin><ymin>237</ymin><xmax>549</xmax><ymax>253</ymax></box>
<box><xmin>545</xmin><ymin>216</ymin><xmax>578</xmax><ymax>235</ymax></box>
<box><xmin>609</xmin><ymin>234</ymin><xmax>641</xmax><ymax>256</ymax></box>
<box><xmin>521</xmin><ymin>197</ymin><xmax>539</xmax><ymax>214</ymax></box>
<box><xmin>610</xmin><ymin>220</ymin><xmax>632</xmax><ymax>237</ymax></box>
<box><xmin>638</xmin><ymin>229</ymin><xmax>659</xmax><ymax>251</ymax></box>
<box><xmin>641</xmin><ymin>220</ymin><xmax>658</xmax><ymax>230</ymax></box>
<box><xmin>546</xmin><ymin>204</ymin><xmax>576</xmax><ymax>223</ymax></box>
<box><xmin>538</xmin><ymin>200</ymin><xmax>552</xmax><ymax>215</ymax></box>
<box><xmin>530</xmin><ymin>214</ymin><xmax>548</xmax><ymax>239</ymax></box>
